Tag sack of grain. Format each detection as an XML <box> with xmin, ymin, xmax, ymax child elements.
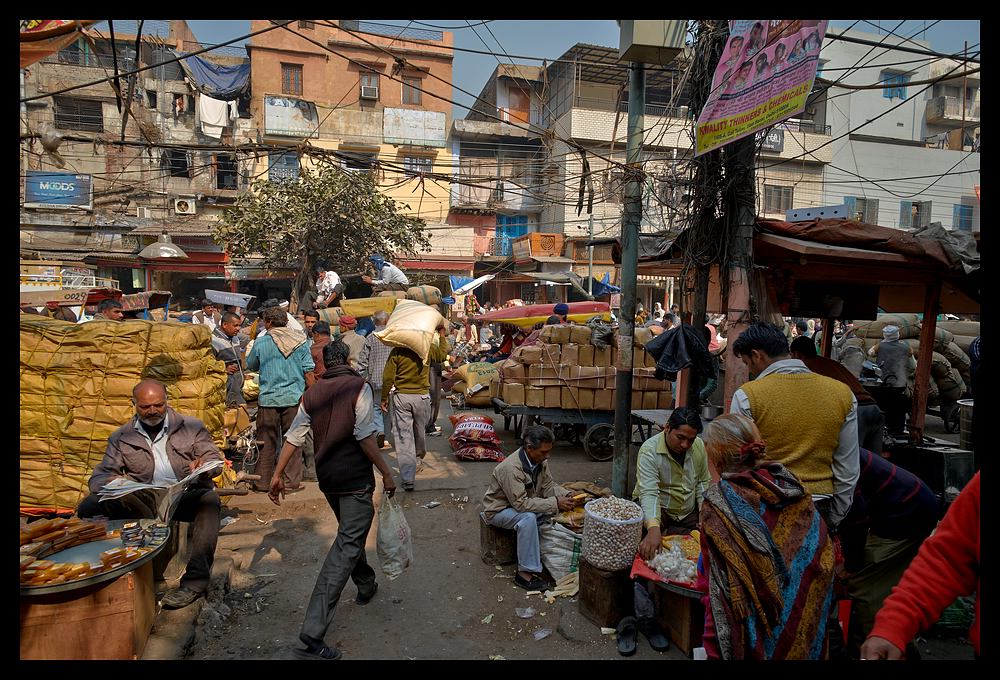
<box><xmin>854</xmin><ymin>314</ymin><xmax>921</xmax><ymax>339</ymax></box>
<box><xmin>451</xmin><ymin>380</ymin><xmax>468</xmax><ymax>395</ymax></box>
<box><xmin>406</xmin><ymin>285</ymin><xmax>442</xmax><ymax>306</ymax></box>
<box><xmin>930</xmin><ymin>351</ymin><xmax>952</xmax><ymax>380</ymax></box>
<box><xmin>937</xmin><ymin>320</ymin><xmax>980</xmax><ymax>337</ymax></box>
<box><xmin>375</xmin><ymin>299</ymin><xmax>446</xmax><ymax>362</ymax></box>
<box><xmin>452</xmin><ymin>362</ymin><xmax>500</xmax><ymax>396</ymax></box>
<box><xmin>936</xmin><ymin>367</ymin><xmax>966</xmax><ymax>402</ymax></box>
<box><xmin>377</xmin><ymin>290</ymin><xmax>409</xmax><ymax>299</ymax></box>
<box><xmin>952</xmin><ymin>335</ymin><xmax>977</xmax><ymax>354</ymax></box>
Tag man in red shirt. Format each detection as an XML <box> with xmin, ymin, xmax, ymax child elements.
<box><xmin>861</xmin><ymin>472</ymin><xmax>979</xmax><ymax>659</ymax></box>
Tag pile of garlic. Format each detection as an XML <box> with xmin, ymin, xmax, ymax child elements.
<box><xmin>648</xmin><ymin>543</ymin><xmax>696</xmax><ymax>583</ymax></box>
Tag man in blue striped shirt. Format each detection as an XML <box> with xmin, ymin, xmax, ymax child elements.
<box><xmin>247</xmin><ymin>307</ymin><xmax>314</xmax><ymax>493</ymax></box>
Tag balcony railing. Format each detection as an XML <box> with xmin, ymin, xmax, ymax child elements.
<box><xmin>487</xmin><ymin>237</ymin><xmax>513</xmax><ymax>257</ymax></box>
<box><xmin>340</xmin><ymin>20</ymin><xmax>443</xmax><ymax>42</ymax></box>
<box><xmin>927</xmin><ymin>95</ymin><xmax>981</xmax><ymax>124</ymax></box>
<box><xmin>777</xmin><ymin>119</ymin><xmax>832</xmax><ymax>135</ymax></box>
<box><xmin>21</xmin><ymin>272</ymin><xmax>120</xmax><ymax>289</ymax></box>
<box><xmin>573</xmin><ymin>96</ymin><xmax>695</xmax><ymax>120</ymax></box>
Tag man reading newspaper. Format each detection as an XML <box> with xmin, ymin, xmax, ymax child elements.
<box><xmin>77</xmin><ymin>379</ymin><xmax>224</xmax><ymax>609</ymax></box>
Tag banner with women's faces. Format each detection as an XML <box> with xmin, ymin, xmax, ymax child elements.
<box><xmin>695</xmin><ymin>20</ymin><xmax>828</xmax><ymax>156</ymax></box>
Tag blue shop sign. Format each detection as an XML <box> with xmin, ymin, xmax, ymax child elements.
<box><xmin>24</xmin><ymin>171</ymin><xmax>93</xmax><ymax>210</ymax></box>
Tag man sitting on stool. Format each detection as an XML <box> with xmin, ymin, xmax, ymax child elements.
<box><xmin>77</xmin><ymin>379</ymin><xmax>223</xmax><ymax>609</ymax></box>
<box><xmin>626</xmin><ymin>406</ymin><xmax>711</xmax><ymax>654</ymax></box>
<box><xmin>481</xmin><ymin>425</ymin><xmax>581</xmax><ymax>590</ymax></box>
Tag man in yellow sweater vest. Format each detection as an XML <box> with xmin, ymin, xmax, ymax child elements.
<box><xmin>381</xmin><ymin>326</ymin><xmax>450</xmax><ymax>491</ymax></box>
<box><xmin>730</xmin><ymin>321</ymin><xmax>859</xmax><ymax>530</ymax></box>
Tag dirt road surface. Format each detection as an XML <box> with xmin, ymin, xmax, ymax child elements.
<box><xmin>185</xmin><ymin>403</ymin><xmax>972</xmax><ymax>661</ymax></box>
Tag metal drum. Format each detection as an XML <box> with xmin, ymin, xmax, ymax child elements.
<box><xmin>957</xmin><ymin>399</ymin><xmax>974</xmax><ymax>450</ymax></box>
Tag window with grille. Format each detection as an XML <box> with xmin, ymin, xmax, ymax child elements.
<box><xmin>164</xmin><ymin>149</ymin><xmax>191</xmax><ymax>178</ymax></box>
<box><xmin>216</xmin><ymin>154</ymin><xmax>238</xmax><ymax>190</ymax></box>
<box><xmin>953</xmin><ymin>203</ymin><xmax>974</xmax><ymax>231</ymax></box>
<box><xmin>402</xmin><ymin>77</ymin><xmax>422</xmax><ymax>105</ymax></box>
<box><xmin>880</xmin><ymin>71</ymin><xmax>909</xmax><ymax>100</ymax></box>
<box><xmin>403</xmin><ymin>156</ymin><xmax>433</xmax><ymax>175</ymax></box>
<box><xmin>341</xmin><ymin>151</ymin><xmax>376</xmax><ymax>174</ymax></box>
<box><xmin>53</xmin><ymin>97</ymin><xmax>103</xmax><ymax>132</ymax></box>
<box><xmin>844</xmin><ymin>196</ymin><xmax>879</xmax><ymax>223</ymax></box>
<box><xmin>899</xmin><ymin>200</ymin><xmax>932</xmax><ymax>228</ymax></box>
<box><xmin>282</xmin><ymin>63</ymin><xmax>303</xmax><ymax>96</ymax></box>
<box><xmin>764</xmin><ymin>185</ymin><xmax>793</xmax><ymax>214</ymax></box>
<box><xmin>268</xmin><ymin>150</ymin><xmax>299</xmax><ymax>182</ymax></box>
<box><xmin>298</xmin><ymin>20</ymin><xmax>314</xmax><ymax>29</ymax></box>
<box><xmin>519</xmin><ymin>284</ymin><xmax>537</xmax><ymax>304</ymax></box>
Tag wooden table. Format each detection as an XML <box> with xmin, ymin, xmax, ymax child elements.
<box><xmin>652</xmin><ymin>578</ymin><xmax>704</xmax><ymax>657</ymax></box>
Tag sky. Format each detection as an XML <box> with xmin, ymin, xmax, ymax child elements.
<box><xmin>181</xmin><ymin>19</ymin><xmax>979</xmax><ymax>119</ymax></box>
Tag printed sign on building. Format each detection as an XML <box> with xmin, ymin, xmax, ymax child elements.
<box><xmin>758</xmin><ymin>128</ymin><xmax>785</xmax><ymax>152</ymax></box>
<box><xmin>695</xmin><ymin>20</ymin><xmax>827</xmax><ymax>156</ymax></box>
<box><xmin>24</xmin><ymin>171</ymin><xmax>93</xmax><ymax>210</ymax></box>
<box><xmin>263</xmin><ymin>96</ymin><xmax>319</xmax><ymax>138</ymax></box>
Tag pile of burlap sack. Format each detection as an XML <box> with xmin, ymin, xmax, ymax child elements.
<box><xmin>20</xmin><ymin>317</ymin><xmax>227</xmax><ymax>516</ymax></box>
<box><xmin>842</xmin><ymin>314</ymin><xmax>976</xmax><ymax>404</ymax></box>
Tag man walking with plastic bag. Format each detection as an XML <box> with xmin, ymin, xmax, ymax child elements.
<box><xmin>268</xmin><ymin>339</ymin><xmax>397</xmax><ymax>660</ymax></box>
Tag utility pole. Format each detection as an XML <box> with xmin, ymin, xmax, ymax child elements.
<box><xmin>611</xmin><ymin>61</ymin><xmax>644</xmax><ymax>497</ymax></box>
<box><xmin>588</xmin><ymin>214</ymin><xmax>594</xmax><ymax>295</ymax></box>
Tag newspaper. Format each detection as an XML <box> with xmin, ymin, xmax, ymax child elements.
<box><xmin>97</xmin><ymin>459</ymin><xmax>225</xmax><ymax>522</ymax></box>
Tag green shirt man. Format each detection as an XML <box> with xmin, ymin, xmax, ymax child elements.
<box><xmin>632</xmin><ymin>407</ymin><xmax>710</xmax><ymax>561</ymax></box>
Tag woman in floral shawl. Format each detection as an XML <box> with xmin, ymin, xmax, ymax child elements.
<box><xmin>696</xmin><ymin>414</ymin><xmax>836</xmax><ymax>659</ymax></box>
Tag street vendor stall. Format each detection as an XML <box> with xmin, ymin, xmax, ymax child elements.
<box><xmin>20</xmin><ymin>517</ymin><xmax>171</xmax><ymax>659</ymax></box>
<box><xmin>637</xmin><ymin>218</ymin><xmax>980</xmax><ymax>444</ymax></box>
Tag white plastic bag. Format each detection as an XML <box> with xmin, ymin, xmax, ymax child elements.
<box><xmin>539</xmin><ymin>521</ymin><xmax>582</xmax><ymax>582</ymax></box>
<box><xmin>376</xmin><ymin>493</ymin><xmax>413</xmax><ymax>580</ymax></box>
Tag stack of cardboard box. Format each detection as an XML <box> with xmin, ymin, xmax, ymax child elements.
<box><xmin>497</xmin><ymin>325</ymin><xmax>672</xmax><ymax>411</ymax></box>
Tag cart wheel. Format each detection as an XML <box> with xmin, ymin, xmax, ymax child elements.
<box><xmin>943</xmin><ymin>403</ymin><xmax>961</xmax><ymax>434</ymax></box>
<box><xmin>583</xmin><ymin>423</ymin><xmax>615</xmax><ymax>461</ymax></box>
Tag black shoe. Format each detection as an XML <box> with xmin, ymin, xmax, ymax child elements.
<box><xmin>513</xmin><ymin>573</ymin><xmax>548</xmax><ymax>591</ymax></box>
<box><xmin>637</xmin><ymin>616</ymin><xmax>670</xmax><ymax>652</ymax></box>
<box><xmin>292</xmin><ymin>645</ymin><xmax>342</xmax><ymax>660</ymax></box>
<box><xmin>356</xmin><ymin>581</ymin><xmax>378</xmax><ymax>605</ymax></box>
<box><xmin>402</xmin><ymin>482</ymin><xmax>414</xmax><ymax>492</ymax></box>
<box><xmin>161</xmin><ymin>586</ymin><xmax>203</xmax><ymax>609</ymax></box>
<box><xmin>616</xmin><ymin>616</ymin><xmax>638</xmax><ymax>656</ymax></box>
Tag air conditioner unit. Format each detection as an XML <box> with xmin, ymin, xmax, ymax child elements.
<box><xmin>174</xmin><ymin>197</ymin><xmax>197</xmax><ymax>215</ymax></box>
<box><xmin>360</xmin><ymin>85</ymin><xmax>379</xmax><ymax>100</ymax></box>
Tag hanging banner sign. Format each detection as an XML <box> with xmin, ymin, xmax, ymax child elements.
<box><xmin>695</xmin><ymin>20</ymin><xmax>828</xmax><ymax>156</ymax></box>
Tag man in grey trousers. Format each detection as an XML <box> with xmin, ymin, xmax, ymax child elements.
<box><xmin>268</xmin><ymin>339</ymin><xmax>397</xmax><ymax>660</ymax></box>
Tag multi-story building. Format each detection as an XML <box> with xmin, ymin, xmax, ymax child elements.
<box><xmin>817</xmin><ymin>28</ymin><xmax>980</xmax><ymax>232</ymax></box>
<box><xmin>447</xmin><ymin>64</ymin><xmax>548</xmax><ymax>305</ymax></box>
<box><xmin>247</xmin><ymin>20</ymin><xmax>469</xmax><ymax>287</ymax></box>
<box><xmin>455</xmin><ymin>43</ymin><xmax>835</xmax><ymax>308</ymax></box>
<box><xmin>20</xmin><ymin>20</ymin><xmax>257</xmax><ymax>302</ymax></box>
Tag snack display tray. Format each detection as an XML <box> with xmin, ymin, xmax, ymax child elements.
<box><xmin>20</xmin><ymin>520</ymin><xmax>169</xmax><ymax>597</ymax></box>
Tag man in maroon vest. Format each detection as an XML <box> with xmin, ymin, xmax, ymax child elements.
<box><xmin>268</xmin><ymin>338</ymin><xmax>397</xmax><ymax>660</ymax></box>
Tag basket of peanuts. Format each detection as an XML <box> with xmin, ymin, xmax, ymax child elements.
<box><xmin>581</xmin><ymin>496</ymin><xmax>644</xmax><ymax>571</ymax></box>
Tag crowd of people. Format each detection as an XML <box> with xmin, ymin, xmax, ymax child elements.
<box><xmin>47</xmin><ymin>276</ymin><xmax>979</xmax><ymax>661</ymax></box>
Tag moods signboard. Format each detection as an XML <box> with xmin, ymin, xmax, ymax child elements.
<box><xmin>24</xmin><ymin>171</ymin><xmax>93</xmax><ymax>210</ymax></box>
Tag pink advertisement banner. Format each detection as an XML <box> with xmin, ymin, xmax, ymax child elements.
<box><xmin>696</xmin><ymin>20</ymin><xmax>828</xmax><ymax>156</ymax></box>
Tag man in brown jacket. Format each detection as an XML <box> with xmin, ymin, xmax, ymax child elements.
<box><xmin>77</xmin><ymin>380</ymin><xmax>223</xmax><ymax>609</ymax></box>
<box><xmin>482</xmin><ymin>425</ymin><xmax>580</xmax><ymax>590</ymax></box>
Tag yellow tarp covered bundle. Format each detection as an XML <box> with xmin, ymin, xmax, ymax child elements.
<box><xmin>20</xmin><ymin>318</ymin><xmax>227</xmax><ymax>516</ymax></box>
